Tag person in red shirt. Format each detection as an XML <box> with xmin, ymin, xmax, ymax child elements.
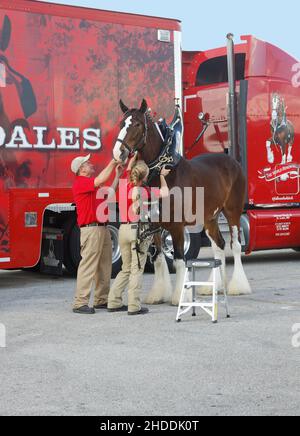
<box><xmin>71</xmin><ymin>154</ymin><xmax>123</xmax><ymax>315</ymax></box>
<box><xmin>108</xmin><ymin>154</ymin><xmax>170</xmax><ymax>316</ymax></box>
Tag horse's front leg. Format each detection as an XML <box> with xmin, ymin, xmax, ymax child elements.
<box><xmin>170</xmin><ymin>225</ymin><xmax>187</xmax><ymax>306</ymax></box>
<box><xmin>266</xmin><ymin>140</ymin><xmax>274</xmax><ymax>164</ymax></box>
<box><xmin>144</xmin><ymin>232</ymin><xmax>172</xmax><ymax>305</ymax></box>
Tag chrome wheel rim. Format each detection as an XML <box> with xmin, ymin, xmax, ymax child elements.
<box><xmin>108</xmin><ymin>225</ymin><xmax>121</xmax><ymax>264</ymax></box>
<box><xmin>161</xmin><ymin>229</ymin><xmax>191</xmax><ymax>260</ymax></box>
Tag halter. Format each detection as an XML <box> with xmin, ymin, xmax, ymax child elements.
<box><xmin>116</xmin><ymin>112</ymin><xmax>149</xmax><ymax>155</ymax></box>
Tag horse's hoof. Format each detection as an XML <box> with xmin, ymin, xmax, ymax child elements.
<box><xmin>197</xmin><ymin>288</ymin><xmax>213</xmax><ymax>296</ymax></box>
<box><xmin>228</xmin><ymin>287</ymin><xmax>252</xmax><ymax>296</ymax></box>
<box><xmin>144</xmin><ymin>298</ymin><xmax>164</xmax><ymax>305</ymax></box>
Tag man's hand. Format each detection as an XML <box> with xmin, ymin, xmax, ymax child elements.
<box><xmin>94</xmin><ymin>159</ymin><xmax>120</xmax><ymax>188</ymax></box>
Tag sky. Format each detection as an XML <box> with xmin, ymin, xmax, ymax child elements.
<box><xmin>38</xmin><ymin>0</ymin><xmax>300</xmax><ymax>60</ymax></box>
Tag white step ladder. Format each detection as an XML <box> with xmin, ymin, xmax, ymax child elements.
<box><xmin>176</xmin><ymin>259</ymin><xmax>230</xmax><ymax>324</ymax></box>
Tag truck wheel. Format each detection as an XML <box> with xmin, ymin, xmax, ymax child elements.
<box><xmin>147</xmin><ymin>228</ymin><xmax>202</xmax><ymax>273</ymax></box>
<box><xmin>63</xmin><ymin>215</ymin><xmax>80</xmax><ymax>276</ymax></box>
<box><xmin>107</xmin><ymin>223</ymin><xmax>122</xmax><ymax>278</ymax></box>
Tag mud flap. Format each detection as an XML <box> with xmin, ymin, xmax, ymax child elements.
<box><xmin>40</xmin><ymin>229</ymin><xmax>64</xmax><ymax>276</ymax></box>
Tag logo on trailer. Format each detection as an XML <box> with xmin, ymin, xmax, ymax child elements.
<box><xmin>0</xmin><ymin>126</ymin><xmax>102</xmax><ymax>151</ymax></box>
<box><xmin>259</xmin><ymin>93</ymin><xmax>297</xmax><ymax>184</ymax></box>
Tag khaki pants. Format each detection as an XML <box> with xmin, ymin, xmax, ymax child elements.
<box><xmin>74</xmin><ymin>226</ymin><xmax>112</xmax><ymax>309</ymax></box>
<box><xmin>108</xmin><ymin>224</ymin><xmax>151</xmax><ymax>313</ymax></box>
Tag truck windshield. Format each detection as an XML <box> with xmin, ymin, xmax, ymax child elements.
<box><xmin>196</xmin><ymin>53</ymin><xmax>246</xmax><ymax>86</ymax></box>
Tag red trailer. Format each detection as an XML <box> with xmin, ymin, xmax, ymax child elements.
<box><xmin>183</xmin><ymin>35</ymin><xmax>300</xmax><ymax>253</ymax></box>
<box><xmin>0</xmin><ymin>0</ymin><xmax>182</xmax><ymax>275</ymax></box>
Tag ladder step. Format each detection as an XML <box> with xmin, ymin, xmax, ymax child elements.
<box><xmin>184</xmin><ymin>281</ymin><xmax>214</xmax><ymax>287</ymax></box>
<box><xmin>180</xmin><ymin>303</ymin><xmax>213</xmax><ymax>308</ymax></box>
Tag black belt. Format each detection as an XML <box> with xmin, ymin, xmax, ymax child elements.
<box><xmin>80</xmin><ymin>222</ymin><xmax>107</xmax><ymax>228</ymax></box>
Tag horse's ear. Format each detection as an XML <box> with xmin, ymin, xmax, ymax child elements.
<box><xmin>120</xmin><ymin>99</ymin><xmax>129</xmax><ymax>114</ymax></box>
<box><xmin>140</xmin><ymin>99</ymin><xmax>148</xmax><ymax>114</ymax></box>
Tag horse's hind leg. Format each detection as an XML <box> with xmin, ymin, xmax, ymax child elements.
<box><xmin>144</xmin><ymin>232</ymin><xmax>172</xmax><ymax>305</ymax></box>
<box><xmin>223</xmin><ymin>209</ymin><xmax>252</xmax><ymax>295</ymax></box>
<box><xmin>199</xmin><ymin>220</ymin><xmax>227</xmax><ymax>296</ymax></box>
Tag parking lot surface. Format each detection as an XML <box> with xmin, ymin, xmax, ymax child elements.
<box><xmin>0</xmin><ymin>249</ymin><xmax>300</xmax><ymax>416</ymax></box>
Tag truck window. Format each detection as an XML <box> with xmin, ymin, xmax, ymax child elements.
<box><xmin>196</xmin><ymin>53</ymin><xmax>246</xmax><ymax>86</ymax></box>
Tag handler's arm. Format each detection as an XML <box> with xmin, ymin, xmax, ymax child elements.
<box><xmin>106</xmin><ymin>165</ymin><xmax>125</xmax><ymax>203</ymax></box>
<box><xmin>127</xmin><ymin>153</ymin><xmax>138</xmax><ymax>171</ymax></box>
<box><xmin>94</xmin><ymin>160</ymin><xmax>118</xmax><ymax>188</ymax></box>
<box><xmin>159</xmin><ymin>167</ymin><xmax>171</xmax><ymax>198</ymax></box>
<box><xmin>159</xmin><ymin>176</ymin><xmax>169</xmax><ymax>199</ymax></box>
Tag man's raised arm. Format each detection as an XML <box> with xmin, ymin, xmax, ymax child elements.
<box><xmin>94</xmin><ymin>159</ymin><xmax>119</xmax><ymax>188</ymax></box>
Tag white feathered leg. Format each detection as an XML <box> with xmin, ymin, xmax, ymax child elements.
<box><xmin>172</xmin><ymin>259</ymin><xmax>187</xmax><ymax>306</ymax></box>
<box><xmin>266</xmin><ymin>140</ymin><xmax>274</xmax><ymax>164</ymax></box>
<box><xmin>228</xmin><ymin>226</ymin><xmax>252</xmax><ymax>295</ymax></box>
<box><xmin>287</xmin><ymin>145</ymin><xmax>293</xmax><ymax>163</ymax></box>
<box><xmin>198</xmin><ymin>232</ymin><xmax>227</xmax><ymax>296</ymax></box>
<box><xmin>144</xmin><ymin>254</ymin><xmax>172</xmax><ymax>305</ymax></box>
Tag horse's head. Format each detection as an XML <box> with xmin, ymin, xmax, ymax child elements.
<box><xmin>113</xmin><ymin>99</ymin><xmax>149</xmax><ymax>163</ymax></box>
<box><xmin>272</xmin><ymin>94</ymin><xmax>280</xmax><ymax>111</ymax></box>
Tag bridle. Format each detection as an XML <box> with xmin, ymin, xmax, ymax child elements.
<box><xmin>116</xmin><ymin>111</ymin><xmax>149</xmax><ymax>156</ymax></box>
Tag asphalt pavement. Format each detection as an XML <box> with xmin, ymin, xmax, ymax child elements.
<box><xmin>0</xmin><ymin>249</ymin><xmax>300</xmax><ymax>416</ymax></box>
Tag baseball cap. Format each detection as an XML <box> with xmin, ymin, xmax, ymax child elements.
<box><xmin>71</xmin><ymin>154</ymin><xmax>91</xmax><ymax>174</ymax></box>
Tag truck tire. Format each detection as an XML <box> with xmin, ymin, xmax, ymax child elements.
<box><xmin>147</xmin><ymin>228</ymin><xmax>202</xmax><ymax>273</ymax></box>
<box><xmin>107</xmin><ymin>222</ymin><xmax>122</xmax><ymax>278</ymax></box>
<box><xmin>63</xmin><ymin>215</ymin><xmax>123</xmax><ymax>278</ymax></box>
<box><xmin>63</xmin><ymin>215</ymin><xmax>80</xmax><ymax>276</ymax></box>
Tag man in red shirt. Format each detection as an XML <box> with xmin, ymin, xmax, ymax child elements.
<box><xmin>71</xmin><ymin>154</ymin><xmax>121</xmax><ymax>315</ymax></box>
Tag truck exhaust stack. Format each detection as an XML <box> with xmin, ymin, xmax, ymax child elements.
<box><xmin>226</xmin><ymin>33</ymin><xmax>240</xmax><ymax>162</ymax></box>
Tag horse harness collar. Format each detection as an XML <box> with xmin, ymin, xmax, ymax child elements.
<box><xmin>147</xmin><ymin>125</ymin><xmax>182</xmax><ymax>184</ymax></box>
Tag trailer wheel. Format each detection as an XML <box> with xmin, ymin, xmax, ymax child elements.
<box><xmin>107</xmin><ymin>222</ymin><xmax>122</xmax><ymax>278</ymax></box>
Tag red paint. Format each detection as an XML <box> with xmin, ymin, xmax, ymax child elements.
<box><xmin>247</xmin><ymin>210</ymin><xmax>300</xmax><ymax>253</ymax></box>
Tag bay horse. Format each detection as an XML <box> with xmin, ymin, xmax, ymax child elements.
<box><xmin>113</xmin><ymin>99</ymin><xmax>251</xmax><ymax>305</ymax></box>
<box><xmin>266</xmin><ymin>94</ymin><xmax>295</xmax><ymax>165</ymax></box>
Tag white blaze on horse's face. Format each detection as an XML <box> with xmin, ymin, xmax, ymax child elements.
<box><xmin>113</xmin><ymin>115</ymin><xmax>133</xmax><ymax>162</ymax></box>
<box><xmin>272</xmin><ymin>94</ymin><xmax>280</xmax><ymax>110</ymax></box>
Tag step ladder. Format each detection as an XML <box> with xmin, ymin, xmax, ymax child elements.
<box><xmin>176</xmin><ymin>259</ymin><xmax>230</xmax><ymax>324</ymax></box>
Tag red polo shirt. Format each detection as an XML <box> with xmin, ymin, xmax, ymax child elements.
<box><xmin>119</xmin><ymin>171</ymin><xmax>160</xmax><ymax>223</ymax></box>
<box><xmin>72</xmin><ymin>176</ymin><xmax>108</xmax><ymax>227</ymax></box>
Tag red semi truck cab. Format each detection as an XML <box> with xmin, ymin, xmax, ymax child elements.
<box><xmin>183</xmin><ymin>35</ymin><xmax>300</xmax><ymax>253</ymax></box>
<box><xmin>0</xmin><ymin>0</ymin><xmax>182</xmax><ymax>274</ymax></box>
